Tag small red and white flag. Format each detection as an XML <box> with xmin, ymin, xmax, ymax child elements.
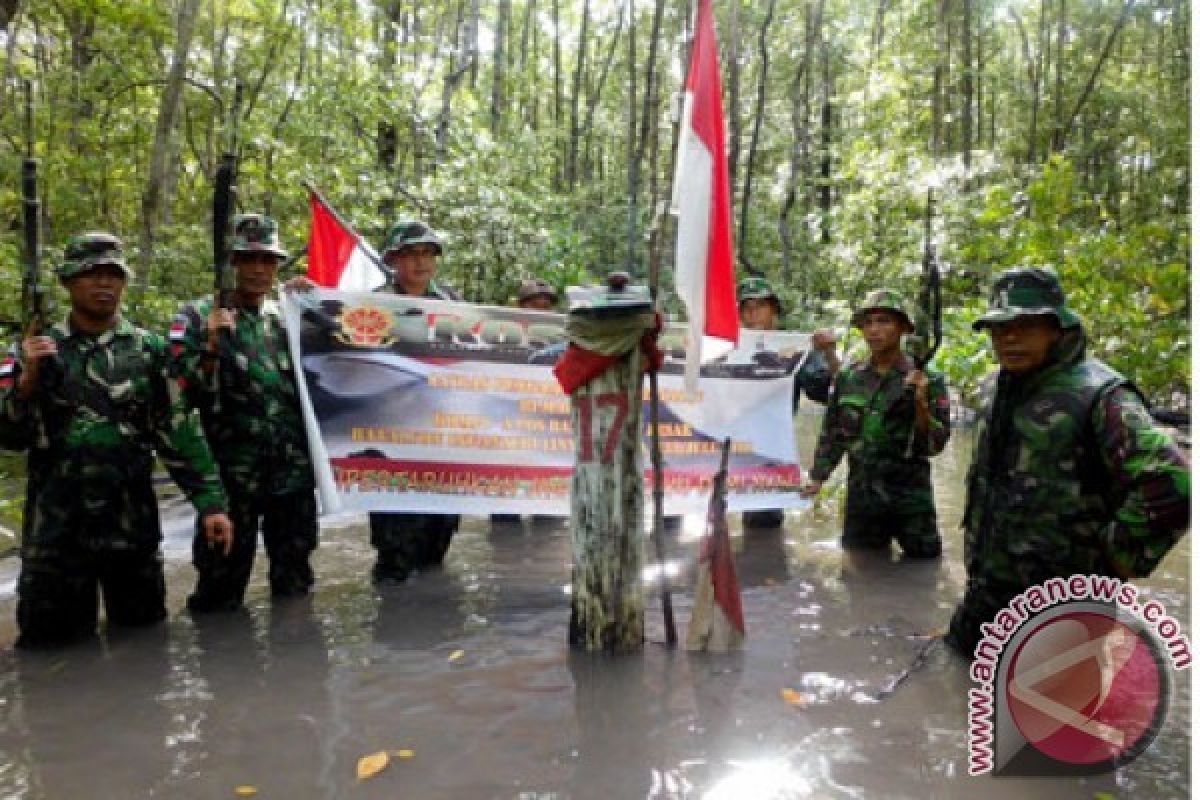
<box><xmin>305</xmin><ymin>190</ymin><xmax>389</xmax><ymax>291</ymax></box>
<box><xmin>0</xmin><ymin>355</ymin><xmax>15</xmax><ymax>389</ymax></box>
<box><xmin>672</xmin><ymin>0</ymin><xmax>739</xmax><ymax>391</ymax></box>
<box><xmin>168</xmin><ymin>315</ymin><xmax>188</xmax><ymax>342</ymax></box>
<box><xmin>686</xmin><ymin>441</ymin><xmax>745</xmax><ymax>651</ymax></box>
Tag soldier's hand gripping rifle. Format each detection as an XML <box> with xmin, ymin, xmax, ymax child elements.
<box><xmin>904</xmin><ymin>188</ymin><xmax>942</xmax><ymax>458</ymax></box>
<box><xmin>20</xmin><ymin>80</ymin><xmax>60</xmax><ymax>389</ymax></box>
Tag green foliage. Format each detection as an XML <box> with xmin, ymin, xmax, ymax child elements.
<box><xmin>0</xmin><ymin>0</ymin><xmax>1186</xmax><ymax>404</ymax></box>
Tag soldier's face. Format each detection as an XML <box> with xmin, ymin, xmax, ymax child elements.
<box><xmin>387</xmin><ymin>245</ymin><xmax>439</xmax><ymax>294</ymax></box>
<box><xmin>988</xmin><ymin>315</ymin><xmax>1062</xmax><ymax>373</ymax></box>
<box><xmin>859</xmin><ymin>311</ymin><xmax>907</xmax><ymax>354</ymax></box>
<box><xmin>64</xmin><ymin>264</ymin><xmax>126</xmax><ymax>319</ymax></box>
<box><xmin>519</xmin><ymin>295</ymin><xmax>556</xmax><ymax>311</ymax></box>
<box><xmin>233</xmin><ymin>251</ymin><xmax>282</xmax><ymax>296</ymax></box>
<box><xmin>740</xmin><ymin>298</ymin><xmax>779</xmax><ymax>330</ymax></box>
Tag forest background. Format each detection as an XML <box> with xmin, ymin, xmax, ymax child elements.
<box><xmin>0</xmin><ymin>0</ymin><xmax>1190</xmax><ymax>407</ymax></box>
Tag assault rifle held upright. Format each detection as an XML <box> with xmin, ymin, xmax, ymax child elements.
<box><xmin>213</xmin><ymin>82</ymin><xmax>243</xmax><ymax>312</ymax></box>
<box><xmin>21</xmin><ymin>80</ymin><xmax>45</xmax><ymax>335</ymax></box>
<box><xmin>904</xmin><ymin>188</ymin><xmax>943</xmax><ymax>458</ymax></box>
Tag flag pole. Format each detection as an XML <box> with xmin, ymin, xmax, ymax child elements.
<box><xmin>640</xmin><ymin>1</ymin><xmax>700</xmax><ymax>650</ymax></box>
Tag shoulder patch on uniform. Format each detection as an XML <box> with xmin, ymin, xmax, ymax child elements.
<box><xmin>169</xmin><ymin>315</ymin><xmax>189</xmax><ymax>342</ymax></box>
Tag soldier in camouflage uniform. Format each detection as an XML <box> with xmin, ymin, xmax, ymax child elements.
<box><xmin>946</xmin><ymin>268</ymin><xmax>1190</xmax><ymax>656</ymax></box>
<box><xmin>172</xmin><ymin>214</ymin><xmax>318</xmax><ymax>612</ymax></box>
<box><xmin>803</xmin><ymin>288</ymin><xmax>951</xmax><ymax>556</ymax></box>
<box><xmin>0</xmin><ymin>233</ymin><xmax>232</xmax><ymax>647</ymax></box>
<box><xmin>369</xmin><ymin>220</ymin><xmax>464</xmax><ymax>582</ymax></box>
<box><xmin>737</xmin><ymin>277</ymin><xmax>841</xmax><ymax>528</ymax></box>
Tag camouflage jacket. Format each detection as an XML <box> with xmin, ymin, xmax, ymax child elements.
<box><xmin>810</xmin><ymin>354</ymin><xmax>951</xmax><ymax>515</ymax></box>
<box><xmin>172</xmin><ymin>296</ymin><xmax>314</xmax><ymax>496</ymax></box>
<box><xmin>0</xmin><ymin>315</ymin><xmax>227</xmax><ymax>550</ymax></box>
<box><xmin>964</xmin><ymin>328</ymin><xmax>1190</xmax><ymax>587</ymax></box>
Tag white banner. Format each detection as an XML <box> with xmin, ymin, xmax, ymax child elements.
<box><xmin>282</xmin><ymin>290</ymin><xmax>812</xmax><ymax>516</ymax></box>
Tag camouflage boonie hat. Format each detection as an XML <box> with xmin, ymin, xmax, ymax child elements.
<box><xmin>972</xmin><ymin>266</ymin><xmax>1081</xmax><ymax>331</ymax></box>
<box><xmin>381</xmin><ymin>220</ymin><xmax>443</xmax><ymax>259</ymax></box>
<box><xmin>58</xmin><ymin>232</ymin><xmax>133</xmax><ymax>279</ymax></box>
<box><xmin>852</xmin><ymin>288</ymin><xmax>914</xmax><ymax>330</ymax></box>
<box><xmin>518</xmin><ymin>278</ymin><xmax>558</xmax><ymax>305</ymax></box>
<box><xmin>737</xmin><ymin>276</ymin><xmax>782</xmax><ymax>311</ymax></box>
<box><xmin>231</xmin><ymin>213</ymin><xmax>288</xmax><ymax>259</ymax></box>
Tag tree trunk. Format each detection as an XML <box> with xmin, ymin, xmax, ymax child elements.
<box><xmin>491</xmin><ymin>0</ymin><xmax>509</xmax><ymax>134</ymax></box>
<box><xmin>739</xmin><ymin>0</ymin><xmax>776</xmax><ymax>265</ymax></box>
<box><xmin>552</xmin><ymin>0</ymin><xmax>562</xmax><ymax>128</ymax></box>
<box><xmin>1028</xmin><ymin>0</ymin><xmax>1049</xmax><ymax>163</ymax></box>
<box><xmin>780</xmin><ymin>0</ymin><xmax>824</xmax><ymax>293</ymax></box>
<box><xmin>0</xmin><ymin>0</ymin><xmax>18</xmax><ymax>34</ymax></box>
<box><xmin>377</xmin><ymin>0</ymin><xmax>402</xmax><ymax>220</ymax></box>
<box><xmin>138</xmin><ymin>0</ymin><xmax>201</xmax><ymax>293</ymax></box>
<box><xmin>1057</xmin><ymin>0</ymin><xmax>1137</xmax><ymax>150</ymax></box>
<box><xmin>567</xmin><ymin>0</ymin><xmax>591</xmax><ymax>187</ymax></box>
<box><xmin>468</xmin><ymin>0</ymin><xmax>481</xmax><ymax>88</ymax></box>
<box><xmin>1051</xmin><ymin>0</ymin><xmax>1066</xmax><ymax>151</ymax></box>
<box><xmin>961</xmin><ymin>0</ymin><xmax>972</xmax><ymax>171</ymax></box>
<box><xmin>933</xmin><ymin>0</ymin><xmax>947</xmax><ymax>158</ymax></box>
<box><xmin>435</xmin><ymin>0</ymin><xmax>472</xmax><ymax>168</ymax></box>
<box><xmin>579</xmin><ymin>14</ymin><xmax>622</xmax><ymax>180</ymax></box>
<box><xmin>568</xmin><ymin>350</ymin><xmax>646</xmax><ymax>653</ymax></box>
<box><xmin>625</xmin><ymin>0</ymin><xmax>637</xmax><ymax>269</ymax></box>
<box><xmin>726</xmin><ymin>0</ymin><xmax>741</xmax><ymax>224</ymax></box>
<box><xmin>631</xmin><ymin>0</ymin><xmax>668</xmax><ymax>273</ymax></box>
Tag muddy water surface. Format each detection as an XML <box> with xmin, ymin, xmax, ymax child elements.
<box><xmin>0</xmin><ymin>414</ymin><xmax>1188</xmax><ymax>799</ymax></box>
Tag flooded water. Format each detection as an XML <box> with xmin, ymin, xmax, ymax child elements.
<box><xmin>0</xmin><ymin>412</ymin><xmax>1188</xmax><ymax>799</ymax></box>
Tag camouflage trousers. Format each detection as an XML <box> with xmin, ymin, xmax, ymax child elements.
<box><xmin>840</xmin><ymin>509</ymin><xmax>941</xmax><ymax>558</ymax></box>
<box><xmin>188</xmin><ymin>490</ymin><xmax>318</xmax><ymax>613</ymax></box>
<box><xmin>946</xmin><ymin>579</ymin><xmax>1035</xmax><ymax>658</ymax></box>
<box><xmin>17</xmin><ymin>545</ymin><xmax>166</xmax><ymax>648</ymax></box>
<box><xmin>368</xmin><ymin>512</ymin><xmax>460</xmax><ymax>582</ymax></box>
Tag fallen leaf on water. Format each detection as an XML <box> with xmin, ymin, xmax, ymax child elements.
<box><xmin>234</xmin><ymin>787</ymin><xmax>258</xmax><ymax>797</ymax></box>
<box><xmin>779</xmin><ymin>688</ymin><xmax>810</xmax><ymax>708</ymax></box>
<box><xmin>357</xmin><ymin>751</ymin><xmax>390</xmax><ymax>780</ymax></box>
<box><xmin>448</xmin><ymin>649</ymin><xmax>465</xmax><ymax>662</ymax></box>
<box><xmin>1094</xmin><ymin>794</ymin><xmax>1116</xmax><ymax>800</ymax></box>
<box><xmin>394</xmin><ymin>749</ymin><xmax>415</xmax><ymax>759</ymax></box>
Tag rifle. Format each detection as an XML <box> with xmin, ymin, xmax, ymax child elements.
<box><xmin>904</xmin><ymin>188</ymin><xmax>942</xmax><ymax>459</ymax></box>
<box><xmin>20</xmin><ymin>80</ymin><xmax>44</xmax><ymax>334</ymax></box>
<box><xmin>20</xmin><ymin>80</ymin><xmax>60</xmax><ymax>389</ymax></box>
<box><xmin>213</xmin><ymin>82</ymin><xmax>242</xmax><ymax>312</ymax></box>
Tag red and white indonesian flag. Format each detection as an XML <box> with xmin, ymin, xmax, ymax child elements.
<box><xmin>672</xmin><ymin>0</ymin><xmax>739</xmax><ymax>391</ymax></box>
<box><xmin>305</xmin><ymin>191</ymin><xmax>389</xmax><ymax>291</ymax></box>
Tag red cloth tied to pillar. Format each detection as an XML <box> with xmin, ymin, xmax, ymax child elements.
<box><xmin>553</xmin><ymin>314</ymin><xmax>664</xmax><ymax>394</ymax></box>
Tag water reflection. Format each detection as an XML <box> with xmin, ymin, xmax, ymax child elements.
<box><xmin>4</xmin><ymin>627</ymin><xmax>172</xmax><ymax>798</ymax></box>
<box><xmin>0</xmin><ymin>418</ymin><xmax>1186</xmax><ymax>798</ymax></box>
